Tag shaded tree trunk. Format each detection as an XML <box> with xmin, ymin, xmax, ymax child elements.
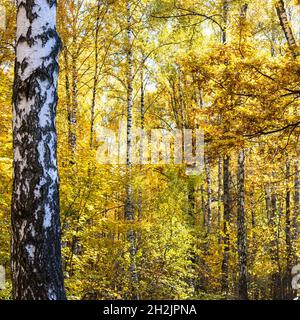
<box><xmin>221</xmin><ymin>155</ymin><xmax>231</xmax><ymax>296</ymax></box>
<box><xmin>62</xmin><ymin>47</ymin><xmax>72</xmax><ymax>155</ymax></box>
<box><xmin>237</xmin><ymin>150</ymin><xmax>248</xmax><ymax>300</ymax></box>
<box><xmin>201</xmin><ymin>184</ymin><xmax>206</xmax><ymax>228</ymax></box>
<box><xmin>270</xmin><ymin>186</ymin><xmax>283</xmax><ymax>300</ymax></box>
<box><xmin>205</xmin><ymin>156</ymin><xmax>212</xmax><ymax>235</ymax></box>
<box><xmin>221</xmin><ymin>0</ymin><xmax>230</xmax><ymax>297</ymax></box>
<box><xmin>285</xmin><ymin>161</ymin><xmax>293</xmax><ymax>299</ymax></box>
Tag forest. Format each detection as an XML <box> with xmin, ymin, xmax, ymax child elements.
<box><xmin>1</xmin><ymin>0</ymin><xmax>300</xmax><ymax>301</ymax></box>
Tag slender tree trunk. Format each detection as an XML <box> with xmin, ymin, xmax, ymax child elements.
<box><xmin>293</xmin><ymin>160</ymin><xmax>300</xmax><ymax>244</ymax></box>
<box><xmin>221</xmin><ymin>0</ymin><xmax>230</xmax><ymax>297</ymax></box>
<box><xmin>275</xmin><ymin>0</ymin><xmax>300</xmax><ymax>57</ymax></box>
<box><xmin>140</xmin><ymin>55</ymin><xmax>145</xmax><ymax>152</ymax></box>
<box><xmin>62</xmin><ymin>47</ymin><xmax>72</xmax><ymax>155</ymax></box>
<box><xmin>265</xmin><ymin>187</ymin><xmax>272</xmax><ymax>224</ymax></box>
<box><xmin>218</xmin><ymin>158</ymin><xmax>222</xmax><ymax>244</ymax></box>
<box><xmin>90</xmin><ymin>0</ymin><xmax>101</xmax><ymax>149</ymax></box>
<box><xmin>12</xmin><ymin>0</ymin><xmax>65</xmax><ymax>300</ymax></box>
<box><xmin>178</xmin><ymin>67</ymin><xmax>185</xmax><ymax>128</ymax></box>
<box><xmin>285</xmin><ymin>161</ymin><xmax>293</xmax><ymax>299</ymax></box>
<box><xmin>178</xmin><ymin>68</ymin><xmax>185</xmax><ymax>162</ymax></box>
<box><xmin>70</xmin><ymin>51</ymin><xmax>78</xmax><ymax>155</ymax></box>
<box><xmin>201</xmin><ymin>184</ymin><xmax>206</xmax><ymax>228</ymax></box>
<box><xmin>250</xmin><ymin>185</ymin><xmax>256</xmax><ymax>235</ymax></box>
<box><xmin>222</xmin><ymin>0</ymin><xmax>229</xmax><ymax>44</ymax></box>
<box><xmin>125</xmin><ymin>1</ymin><xmax>138</xmax><ymax>300</ymax></box>
<box><xmin>205</xmin><ymin>156</ymin><xmax>212</xmax><ymax>234</ymax></box>
<box><xmin>249</xmin><ymin>151</ymin><xmax>256</xmax><ymax>240</ymax></box>
<box><xmin>137</xmin><ymin>53</ymin><xmax>146</xmax><ymax>221</ymax></box>
<box><xmin>197</xmin><ymin>85</ymin><xmax>212</xmax><ymax>236</ymax></box>
<box><xmin>198</xmin><ymin>87</ymin><xmax>209</xmax><ymax>232</ymax></box>
<box><xmin>237</xmin><ymin>150</ymin><xmax>248</xmax><ymax>300</ymax></box>
<box><xmin>270</xmin><ymin>186</ymin><xmax>283</xmax><ymax>300</ymax></box>
<box><xmin>221</xmin><ymin>155</ymin><xmax>231</xmax><ymax>296</ymax></box>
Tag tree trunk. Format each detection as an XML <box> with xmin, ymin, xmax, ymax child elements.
<box><xmin>221</xmin><ymin>0</ymin><xmax>230</xmax><ymax>297</ymax></box>
<box><xmin>205</xmin><ymin>156</ymin><xmax>212</xmax><ymax>234</ymax></box>
<box><xmin>221</xmin><ymin>155</ymin><xmax>231</xmax><ymax>296</ymax></box>
<box><xmin>125</xmin><ymin>0</ymin><xmax>138</xmax><ymax>300</ymax></box>
<box><xmin>218</xmin><ymin>158</ymin><xmax>222</xmax><ymax>244</ymax></box>
<box><xmin>90</xmin><ymin>0</ymin><xmax>101</xmax><ymax>149</ymax></box>
<box><xmin>222</xmin><ymin>0</ymin><xmax>229</xmax><ymax>44</ymax></box>
<box><xmin>265</xmin><ymin>186</ymin><xmax>272</xmax><ymax>224</ymax></box>
<box><xmin>70</xmin><ymin>50</ymin><xmax>77</xmax><ymax>155</ymax></box>
<box><xmin>270</xmin><ymin>186</ymin><xmax>283</xmax><ymax>300</ymax></box>
<box><xmin>293</xmin><ymin>160</ymin><xmax>300</xmax><ymax>244</ymax></box>
<box><xmin>237</xmin><ymin>150</ymin><xmax>248</xmax><ymax>300</ymax></box>
<box><xmin>62</xmin><ymin>47</ymin><xmax>72</xmax><ymax>156</ymax></box>
<box><xmin>12</xmin><ymin>0</ymin><xmax>65</xmax><ymax>300</ymax></box>
<box><xmin>285</xmin><ymin>161</ymin><xmax>293</xmax><ymax>299</ymax></box>
<box><xmin>275</xmin><ymin>0</ymin><xmax>300</xmax><ymax>57</ymax></box>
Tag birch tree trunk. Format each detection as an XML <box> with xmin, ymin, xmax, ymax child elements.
<box><xmin>235</xmin><ymin>3</ymin><xmax>249</xmax><ymax>301</ymax></box>
<box><xmin>205</xmin><ymin>156</ymin><xmax>212</xmax><ymax>235</ymax></box>
<box><xmin>199</xmin><ymin>83</ymin><xmax>212</xmax><ymax>235</ymax></box>
<box><xmin>270</xmin><ymin>186</ymin><xmax>283</xmax><ymax>300</ymax></box>
<box><xmin>218</xmin><ymin>158</ymin><xmax>222</xmax><ymax>244</ymax></box>
<box><xmin>221</xmin><ymin>0</ymin><xmax>230</xmax><ymax>297</ymax></box>
<box><xmin>293</xmin><ymin>160</ymin><xmax>300</xmax><ymax>244</ymax></box>
<box><xmin>62</xmin><ymin>47</ymin><xmax>72</xmax><ymax>156</ymax></box>
<box><xmin>201</xmin><ymin>184</ymin><xmax>206</xmax><ymax>228</ymax></box>
<box><xmin>70</xmin><ymin>50</ymin><xmax>78</xmax><ymax>155</ymax></box>
<box><xmin>285</xmin><ymin>161</ymin><xmax>292</xmax><ymax>299</ymax></box>
<box><xmin>237</xmin><ymin>150</ymin><xmax>248</xmax><ymax>300</ymax></box>
<box><xmin>90</xmin><ymin>0</ymin><xmax>101</xmax><ymax>149</ymax></box>
<box><xmin>221</xmin><ymin>155</ymin><xmax>231</xmax><ymax>296</ymax></box>
<box><xmin>125</xmin><ymin>0</ymin><xmax>139</xmax><ymax>300</ymax></box>
<box><xmin>12</xmin><ymin>0</ymin><xmax>65</xmax><ymax>300</ymax></box>
<box><xmin>222</xmin><ymin>0</ymin><xmax>229</xmax><ymax>44</ymax></box>
<box><xmin>275</xmin><ymin>0</ymin><xmax>300</xmax><ymax>57</ymax></box>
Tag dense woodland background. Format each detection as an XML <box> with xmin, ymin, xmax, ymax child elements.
<box><xmin>1</xmin><ymin>0</ymin><xmax>300</xmax><ymax>300</ymax></box>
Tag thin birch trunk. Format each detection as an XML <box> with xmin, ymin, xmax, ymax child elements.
<box><xmin>285</xmin><ymin>161</ymin><xmax>293</xmax><ymax>299</ymax></box>
<box><xmin>125</xmin><ymin>1</ymin><xmax>138</xmax><ymax>300</ymax></box>
<box><xmin>218</xmin><ymin>158</ymin><xmax>222</xmax><ymax>244</ymax></box>
<box><xmin>205</xmin><ymin>156</ymin><xmax>212</xmax><ymax>234</ymax></box>
<box><xmin>90</xmin><ymin>0</ymin><xmax>101</xmax><ymax>149</ymax></box>
<box><xmin>275</xmin><ymin>0</ymin><xmax>300</xmax><ymax>57</ymax></box>
<box><xmin>221</xmin><ymin>155</ymin><xmax>231</xmax><ymax>296</ymax></box>
<box><xmin>221</xmin><ymin>0</ymin><xmax>230</xmax><ymax>297</ymax></box>
<box><xmin>237</xmin><ymin>150</ymin><xmax>248</xmax><ymax>300</ymax></box>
